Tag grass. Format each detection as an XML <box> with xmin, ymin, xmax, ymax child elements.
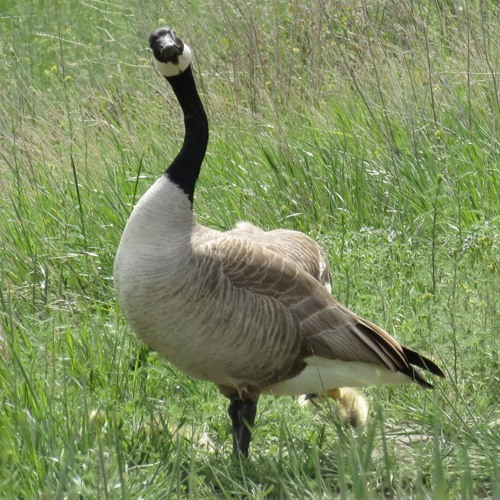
<box><xmin>0</xmin><ymin>0</ymin><xmax>499</xmax><ymax>497</ymax></box>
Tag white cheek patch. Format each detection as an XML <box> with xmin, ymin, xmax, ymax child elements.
<box><xmin>153</xmin><ymin>44</ymin><xmax>192</xmax><ymax>77</ymax></box>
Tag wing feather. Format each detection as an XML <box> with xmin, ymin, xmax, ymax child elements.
<box><xmin>227</xmin><ymin>223</ymin><xmax>332</xmax><ymax>292</ymax></box>
<box><xmin>198</xmin><ymin>232</ymin><xmax>440</xmax><ymax>387</ymax></box>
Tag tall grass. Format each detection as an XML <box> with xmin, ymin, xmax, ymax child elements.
<box><xmin>0</xmin><ymin>0</ymin><xmax>498</xmax><ymax>497</ymax></box>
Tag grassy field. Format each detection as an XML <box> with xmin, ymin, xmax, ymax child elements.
<box><xmin>0</xmin><ymin>0</ymin><xmax>499</xmax><ymax>497</ymax></box>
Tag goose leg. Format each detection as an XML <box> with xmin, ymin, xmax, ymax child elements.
<box><xmin>236</xmin><ymin>401</ymin><xmax>257</xmax><ymax>457</ymax></box>
<box><xmin>228</xmin><ymin>397</ymin><xmax>257</xmax><ymax>457</ymax></box>
<box><xmin>228</xmin><ymin>398</ymin><xmax>244</xmax><ymax>455</ymax></box>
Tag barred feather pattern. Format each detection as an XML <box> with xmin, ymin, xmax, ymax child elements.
<box><xmin>114</xmin><ymin>176</ymin><xmax>442</xmax><ymax>400</ymax></box>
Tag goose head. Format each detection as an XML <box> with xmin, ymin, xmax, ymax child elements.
<box><xmin>149</xmin><ymin>27</ymin><xmax>193</xmax><ymax>77</ymax></box>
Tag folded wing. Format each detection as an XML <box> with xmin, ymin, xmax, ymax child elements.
<box><xmin>200</xmin><ymin>234</ymin><xmax>444</xmax><ymax>388</ymax></box>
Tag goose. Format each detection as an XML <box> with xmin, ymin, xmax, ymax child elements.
<box><xmin>113</xmin><ymin>26</ymin><xmax>445</xmax><ymax>457</ymax></box>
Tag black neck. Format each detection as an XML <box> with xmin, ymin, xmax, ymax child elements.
<box><xmin>164</xmin><ymin>65</ymin><xmax>209</xmax><ymax>206</ymax></box>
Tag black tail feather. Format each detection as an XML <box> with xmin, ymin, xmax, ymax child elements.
<box><xmin>402</xmin><ymin>346</ymin><xmax>445</xmax><ymax>378</ymax></box>
<box><xmin>410</xmin><ymin>371</ymin><xmax>434</xmax><ymax>389</ymax></box>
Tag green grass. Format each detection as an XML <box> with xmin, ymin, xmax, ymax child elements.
<box><xmin>0</xmin><ymin>0</ymin><xmax>499</xmax><ymax>497</ymax></box>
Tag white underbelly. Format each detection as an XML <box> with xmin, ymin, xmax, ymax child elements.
<box><xmin>263</xmin><ymin>356</ymin><xmax>412</xmax><ymax>396</ymax></box>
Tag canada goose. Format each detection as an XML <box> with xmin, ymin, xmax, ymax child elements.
<box><xmin>113</xmin><ymin>27</ymin><xmax>445</xmax><ymax>457</ymax></box>
<box><xmin>298</xmin><ymin>388</ymin><xmax>370</xmax><ymax>428</ymax></box>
